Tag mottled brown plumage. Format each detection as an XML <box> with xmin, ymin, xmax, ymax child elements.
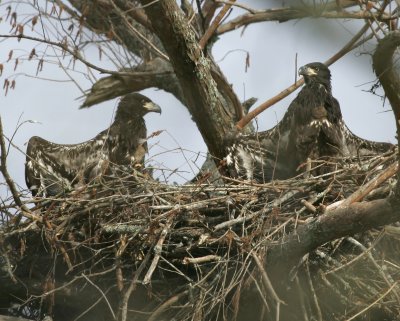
<box><xmin>226</xmin><ymin>62</ymin><xmax>393</xmax><ymax>182</ymax></box>
<box><xmin>25</xmin><ymin>93</ymin><xmax>161</xmax><ymax>196</ymax></box>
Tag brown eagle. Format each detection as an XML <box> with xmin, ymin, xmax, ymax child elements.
<box><xmin>25</xmin><ymin>93</ymin><xmax>161</xmax><ymax>196</ymax></box>
<box><xmin>226</xmin><ymin>62</ymin><xmax>393</xmax><ymax>182</ymax></box>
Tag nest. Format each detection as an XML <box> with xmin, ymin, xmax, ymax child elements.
<box><xmin>1</xmin><ymin>149</ymin><xmax>400</xmax><ymax>321</ymax></box>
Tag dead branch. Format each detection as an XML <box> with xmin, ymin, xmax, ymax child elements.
<box><xmin>217</xmin><ymin>1</ymin><xmax>393</xmax><ymax>35</ymax></box>
<box><xmin>0</xmin><ymin>116</ymin><xmax>40</xmax><ymax>224</ymax></box>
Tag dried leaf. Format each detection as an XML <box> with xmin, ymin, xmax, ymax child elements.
<box><xmin>0</xmin><ymin>64</ymin><xmax>3</xmax><ymax>76</ymax></box>
<box><xmin>7</xmin><ymin>50</ymin><xmax>13</xmax><ymax>62</ymax></box>
<box><xmin>36</xmin><ymin>58</ymin><xmax>44</xmax><ymax>76</ymax></box>
<box><xmin>10</xmin><ymin>12</ymin><xmax>17</xmax><ymax>26</ymax></box>
<box><xmin>50</xmin><ymin>5</ymin><xmax>57</xmax><ymax>16</ymax></box>
<box><xmin>29</xmin><ymin>48</ymin><xmax>36</xmax><ymax>60</ymax></box>
<box><xmin>10</xmin><ymin>80</ymin><xmax>15</xmax><ymax>90</ymax></box>
<box><xmin>245</xmin><ymin>52</ymin><xmax>250</xmax><ymax>73</ymax></box>
<box><xmin>3</xmin><ymin>79</ymin><xmax>9</xmax><ymax>96</ymax></box>
<box><xmin>14</xmin><ymin>58</ymin><xmax>18</xmax><ymax>71</ymax></box>
<box><xmin>148</xmin><ymin>130</ymin><xmax>165</xmax><ymax>139</ymax></box>
<box><xmin>6</xmin><ymin>6</ymin><xmax>11</xmax><ymax>21</ymax></box>
<box><xmin>32</xmin><ymin>16</ymin><xmax>38</xmax><ymax>30</ymax></box>
<box><xmin>59</xmin><ymin>4</ymin><xmax>64</xmax><ymax>17</ymax></box>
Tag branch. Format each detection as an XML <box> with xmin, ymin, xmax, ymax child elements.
<box><xmin>267</xmin><ymin>196</ymin><xmax>400</xmax><ymax>268</ymax></box>
<box><xmin>199</xmin><ymin>0</ymin><xmax>236</xmax><ymax>48</ymax></box>
<box><xmin>217</xmin><ymin>1</ymin><xmax>393</xmax><ymax>35</ymax></box>
<box><xmin>0</xmin><ymin>34</ymin><xmax>121</xmax><ymax>76</ymax></box>
<box><xmin>80</xmin><ymin>58</ymin><xmax>180</xmax><ymax>108</ymax></box>
<box><xmin>139</xmin><ymin>0</ymin><xmax>238</xmax><ymax>160</ymax></box>
<box><xmin>372</xmin><ymin>30</ymin><xmax>400</xmax><ymax>151</ymax></box>
<box><xmin>0</xmin><ymin>116</ymin><xmax>41</xmax><ymax>224</ymax></box>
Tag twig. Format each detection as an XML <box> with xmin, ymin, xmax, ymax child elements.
<box><xmin>251</xmin><ymin>251</ymin><xmax>284</xmax><ymax>321</ymax></box>
<box><xmin>346</xmin><ymin>236</ymin><xmax>400</xmax><ymax>303</ymax></box>
<box><xmin>0</xmin><ymin>116</ymin><xmax>41</xmax><ymax>224</ymax></box>
<box><xmin>305</xmin><ymin>262</ymin><xmax>322</xmax><ymax>321</ymax></box>
<box><xmin>147</xmin><ymin>290</ymin><xmax>189</xmax><ymax>321</ymax></box>
<box><xmin>339</xmin><ymin>161</ymin><xmax>398</xmax><ymax>207</ymax></box>
<box><xmin>120</xmin><ymin>251</ymin><xmax>151</xmax><ymax>321</ymax></box>
<box><xmin>183</xmin><ymin>254</ymin><xmax>221</xmax><ymax>264</ymax></box>
<box><xmin>81</xmin><ymin>273</ymin><xmax>117</xmax><ymax>320</ymax></box>
<box><xmin>199</xmin><ymin>0</ymin><xmax>236</xmax><ymax>48</ymax></box>
<box><xmin>344</xmin><ymin>282</ymin><xmax>398</xmax><ymax>321</ymax></box>
<box><xmin>142</xmin><ymin>216</ymin><xmax>174</xmax><ymax>284</ymax></box>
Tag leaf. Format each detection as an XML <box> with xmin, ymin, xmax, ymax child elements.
<box><xmin>31</xmin><ymin>15</ymin><xmax>38</xmax><ymax>30</ymax></box>
<box><xmin>29</xmin><ymin>48</ymin><xmax>36</xmax><ymax>60</ymax></box>
<box><xmin>7</xmin><ymin>50</ymin><xmax>13</xmax><ymax>62</ymax></box>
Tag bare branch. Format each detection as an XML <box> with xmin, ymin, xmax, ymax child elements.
<box><xmin>0</xmin><ymin>116</ymin><xmax>41</xmax><ymax>224</ymax></box>
<box><xmin>217</xmin><ymin>1</ymin><xmax>393</xmax><ymax>35</ymax></box>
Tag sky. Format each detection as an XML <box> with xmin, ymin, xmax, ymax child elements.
<box><xmin>0</xmin><ymin>1</ymin><xmax>396</xmax><ymax>201</ymax></box>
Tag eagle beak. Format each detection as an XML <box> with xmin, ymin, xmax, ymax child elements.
<box><xmin>144</xmin><ymin>102</ymin><xmax>162</xmax><ymax>114</ymax></box>
<box><xmin>298</xmin><ymin>66</ymin><xmax>317</xmax><ymax>77</ymax></box>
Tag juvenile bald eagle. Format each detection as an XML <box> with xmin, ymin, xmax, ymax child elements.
<box><xmin>25</xmin><ymin>93</ymin><xmax>161</xmax><ymax>196</ymax></box>
<box><xmin>226</xmin><ymin>62</ymin><xmax>393</xmax><ymax>182</ymax></box>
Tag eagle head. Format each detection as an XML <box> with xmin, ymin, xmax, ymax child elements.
<box><xmin>299</xmin><ymin>62</ymin><xmax>331</xmax><ymax>90</ymax></box>
<box><xmin>115</xmin><ymin>93</ymin><xmax>162</xmax><ymax>121</ymax></box>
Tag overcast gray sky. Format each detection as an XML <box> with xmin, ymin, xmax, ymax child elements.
<box><xmin>0</xmin><ymin>1</ymin><xmax>396</xmax><ymax>200</ymax></box>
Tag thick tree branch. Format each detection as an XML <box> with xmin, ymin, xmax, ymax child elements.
<box><xmin>373</xmin><ymin>30</ymin><xmax>400</xmax><ymax>154</ymax></box>
<box><xmin>139</xmin><ymin>0</ymin><xmax>239</xmax><ymax>160</ymax></box>
<box><xmin>217</xmin><ymin>1</ymin><xmax>393</xmax><ymax>35</ymax></box>
<box><xmin>80</xmin><ymin>58</ymin><xmax>184</xmax><ymax>108</ymax></box>
<box><xmin>268</xmin><ymin>197</ymin><xmax>400</xmax><ymax>268</ymax></box>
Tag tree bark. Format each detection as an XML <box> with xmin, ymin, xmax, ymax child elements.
<box><xmin>373</xmin><ymin>30</ymin><xmax>400</xmax><ymax>163</ymax></box>
<box><xmin>268</xmin><ymin>197</ymin><xmax>400</xmax><ymax>268</ymax></box>
<box><xmin>139</xmin><ymin>0</ymin><xmax>239</xmax><ymax>160</ymax></box>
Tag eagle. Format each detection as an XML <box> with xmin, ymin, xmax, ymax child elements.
<box><xmin>25</xmin><ymin>93</ymin><xmax>161</xmax><ymax>196</ymax></box>
<box><xmin>226</xmin><ymin>62</ymin><xmax>393</xmax><ymax>182</ymax></box>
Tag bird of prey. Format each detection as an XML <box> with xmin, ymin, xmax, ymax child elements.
<box><xmin>25</xmin><ymin>93</ymin><xmax>161</xmax><ymax>196</ymax></box>
<box><xmin>225</xmin><ymin>62</ymin><xmax>393</xmax><ymax>182</ymax></box>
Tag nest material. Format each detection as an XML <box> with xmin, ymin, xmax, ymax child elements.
<box><xmin>1</xmin><ymin>149</ymin><xmax>400</xmax><ymax>321</ymax></box>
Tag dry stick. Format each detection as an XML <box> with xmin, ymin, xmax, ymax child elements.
<box><xmin>344</xmin><ymin>281</ymin><xmax>398</xmax><ymax>321</ymax></box>
<box><xmin>183</xmin><ymin>254</ymin><xmax>221</xmax><ymax>264</ymax></box>
<box><xmin>142</xmin><ymin>216</ymin><xmax>174</xmax><ymax>284</ymax></box>
<box><xmin>199</xmin><ymin>0</ymin><xmax>236</xmax><ymax>49</ymax></box>
<box><xmin>0</xmin><ymin>116</ymin><xmax>42</xmax><ymax>223</ymax></box>
<box><xmin>251</xmin><ymin>252</ymin><xmax>284</xmax><ymax>321</ymax></box>
<box><xmin>147</xmin><ymin>290</ymin><xmax>189</xmax><ymax>321</ymax></box>
<box><xmin>324</xmin><ymin>232</ymin><xmax>385</xmax><ymax>275</ymax></box>
<box><xmin>346</xmin><ymin>236</ymin><xmax>400</xmax><ymax>304</ymax></box>
<box><xmin>81</xmin><ymin>274</ymin><xmax>117</xmax><ymax>320</ymax></box>
<box><xmin>236</xmin><ymin>23</ymin><xmax>370</xmax><ymax>129</ymax></box>
<box><xmin>339</xmin><ymin>161</ymin><xmax>398</xmax><ymax>207</ymax></box>
<box><xmin>120</xmin><ymin>252</ymin><xmax>151</xmax><ymax>321</ymax></box>
<box><xmin>109</xmin><ymin>0</ymin><xmax>169</xmax><ymax>61</ymax></box>
<box><xmin>305</xmin><ymin>262</ymin><xmax>322</xmax><ymax>321</ymax></box>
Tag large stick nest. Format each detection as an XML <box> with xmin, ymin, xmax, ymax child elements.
<box><xmin>1</xmin><ymin>149</ymin><xmax>400</xmax><ymax>321</ymax></box>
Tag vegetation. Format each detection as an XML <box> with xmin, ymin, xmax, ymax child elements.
<box><xmin>0</xmin><ymin>1</ymin><xmax>400</xmax><ymax>320</ymax></box>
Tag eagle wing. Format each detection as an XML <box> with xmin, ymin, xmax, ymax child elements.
<box><xmin>25</xmin><ymin>132</ymin><xmax>108</xmax><ymax>196</ymax></box>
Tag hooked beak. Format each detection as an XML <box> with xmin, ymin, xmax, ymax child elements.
<box><xmin>298</xmin><ymin>66</ymin><xmax>317</xmax><ymax>77</ymax></box>
<box><xmin>144</xmin><ymin>101</ymin><xmax>162</xmax><ymax>114</ymax></box>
